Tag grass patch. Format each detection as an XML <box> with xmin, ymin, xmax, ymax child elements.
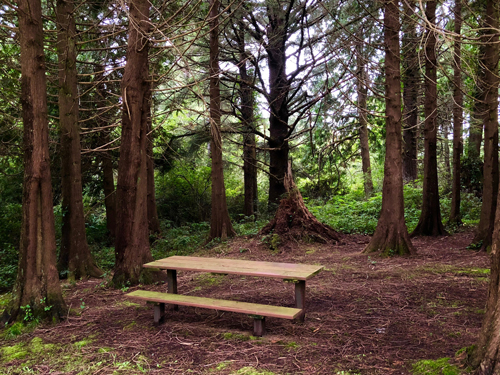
<box><xmin>412</xmin><ymin>358</ymin><xmax>460</xmax><ymax>375</ymax></box>
<box><xmin>232</xmin><ymin>367</ymin><xmax>276</xmax><ymax>375</ymax></box>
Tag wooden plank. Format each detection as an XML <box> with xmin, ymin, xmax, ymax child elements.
<box><xmin>126</xmin><ymin>290</ymin><xmax>302</xmax><ymax>320</ymax></box>
<box><xmin>143</xmin><ymin>256</ymin><xmax>323</xmax><ymax>280</ymax></box>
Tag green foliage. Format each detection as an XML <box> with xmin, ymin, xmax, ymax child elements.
<box><xmin>412</xmin><ymin>358</ymin><xmax>460</xmax><ymax>375</ymax></box>
<box><xmin>308</xmin><ymin>185</ymin><xmax>480</xmax><ymax>234</ymax></box>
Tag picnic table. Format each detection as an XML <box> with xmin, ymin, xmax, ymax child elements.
<box><xmin>126</xmin><ymin>256</ymin><xmax>323</xmax><ymax>336</ymax></box>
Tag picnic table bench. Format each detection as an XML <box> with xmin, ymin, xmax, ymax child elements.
<box><xmin>125</xmin><ymin>256</ymin><xmax>323</xmax><ymax>336</ymax></box>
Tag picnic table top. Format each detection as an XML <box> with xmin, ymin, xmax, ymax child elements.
<box><xmin>143</xmin><ymin>256</ymin><xmax>323</xmax><ymax>280</ymax></box>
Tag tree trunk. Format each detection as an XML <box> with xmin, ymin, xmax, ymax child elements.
<box><xmin>266</xmin><ymin>3</ymin><xmax>289</xmax><ymax>210</ymax></box>
<box><xmin>95</xmin><ymin>67</ymin><xmax>116</xmax><ymax>237</ymax></box>
<box><xmin>237</xmin><ymin>22</ymin><xmax>258</xmax><ymax>218</ymax></box>
<box><xmin>208</xmin><ymin>0</ymin><xmax>236</xmax><ymax>241</ymax></box>
<box><xmin>56</xmin><ymin>0</ymin><xmax>102</xmax><ymax>280</ymax></box>
<box><xmin>469</xmin><ymin>43</ymin><xmax>485</xmax><ymax>162</ymax></box>
<box><xmin>471</xmin><ymin>0</ymin><xmax>499</xmax><ymax>251</ymax></box>
<box><xmin>2</xmin><ymin>0</ymin><xmax>66</xmax><ymax>323</ymax></box>
<box><xmin>146</xmin><ymin>97</ymin><xmax>161</xmax><ymax>234</ymax></box>
<box><xmin>449</xmin><ymin>0</ymin><xmax>463</xmax><ymax>226</ymax></box>
<box><xmin>363</xmin><ymin>0</ymin><xmax>416</xmax><ymax>256</ymax></box>
<box><xmin>113</xmin><ymin>0</ymin><xmax>162</xmax><ymax>286</ymax></box>
<box><xmin>474</xmin><ymin>2</ymin><xmax>500</xmax><ymax>360</ymax></box>
<box><xmin>411</xmin><ymin>0</ymin><xmax>446</xmax><ymax>237</ymax></box>
<box><xmin>402</xmin><ymin>0</ymin><xmax>419</xmax><ymax>182</ymax></box>
<box><xmin>356</xmin><ymin>43</ymin><xmax>373</xmax><ymax>198</ymax></box>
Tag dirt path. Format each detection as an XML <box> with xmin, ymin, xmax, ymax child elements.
<box><xmin>1</xmin><ymin>231</ymin><xmax>489</xmax><ymax>374</ymax></box>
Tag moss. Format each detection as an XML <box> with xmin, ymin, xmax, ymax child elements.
<box><xmin>2</xmin><ymin>342</ymin><xmax>28</xmax><ymax>362</ymax></box>
<box><xmin>232</xmin><ymin>367</ymin><xmax>276</xmax><ymax>375</ymax></box>
<box><xmin>412</xmin><ymin>358</ymin><xmax>460</xmax><ymax>375</ymax></box>
<box><xmin>123</xmin><ymin>321</ymin><xmax>137</xmax><ymax>330</ymax></box>
<box><xmin>74</xmin><ymin>338</ymin><xmax>93</xmax><ymax>349</ymax></box>
<box><xmin>115</xmin><ymin>300</ymin><xmax>140</xmax><ymax>308</ymax></box>
<box><xmin>195</xmin><ymin>273</ymin><xmax>225</xmax><ymax>286</ymax></box>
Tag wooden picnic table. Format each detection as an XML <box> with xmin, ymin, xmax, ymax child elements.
<box><xmin>126</xmin><ymin>256</ymin><xmax>323</xmax><ymax>336</ymax></box>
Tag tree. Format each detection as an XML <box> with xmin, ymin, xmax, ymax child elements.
<box><xmin>401</xmin><ymin>0</ymin><xmax>419</xmax><ymax>182</ymax></box>
<box><xmin>208</xmin><ymin>0</ymin><xmax>236</xmax><ymax>240</ymax></box>
<box><xmin>363</xmin><ymin>0</ymin><xmax>415</xmax><ymax>256</ymax></box>
<box><xmin>411</xmin><ymin>0</ymin><xmax>446</xmax><ymax>237</ymax></box>
<box><xmin>473</xmin><ymin>6</ymin><xmax>500</xmax><ymax>365</ymax></box>
<box><xmin>470</xmin><ymin>0</ymin><xmax>499</xmax><ymax>251</ymax></box>
<box><xmin>236</xmin><ymin>21</ymin><xmax>258</xmax><ymax>218</ymax></box>
<box><xmin>113</xmin><ymin>0</ymin><xmax>161</xmax><ymax>286</ymax></box>
<box><xmin>56</xmin><ymin>0</ymin><xmax>102</xmax><ymax>280</ymax></box>
<box><xmin>2</xmin><ymin>0</ymin><xmax>66</xmax><ymax>322</ymax></box>
<box><xmin>355</xmin><ymin>42</ymin><xmax>373</xmax><ymax>198</ymax></box>
<box><xmin>449</xmin><ymin>0</ymin><xmax>463</xmax><ymax>226</ymax></box>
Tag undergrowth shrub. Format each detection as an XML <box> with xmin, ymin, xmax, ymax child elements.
<box><xmin>308</xmin><ymin>185</ymin><xmax>480</xmax><ymax>235</ymax></box>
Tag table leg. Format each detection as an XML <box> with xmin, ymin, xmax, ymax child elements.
<box><xmin>154</xmin><ymin>303</ymin><xmax>165</xmax><ymax>325</ymax></box>
<box><xmin>295</xmin><ymin>280</ymin><xmax>306</xmax><ymax>322</ymax></box>
<box><xmin>253</xmin><ymin>317</ymin><xmax>266</xmax><ymax>336</ymax></box>
<box><xmin>167</xmin><ymin>269</ymin><xmax>178</xmax><ymax>311</ymax></box>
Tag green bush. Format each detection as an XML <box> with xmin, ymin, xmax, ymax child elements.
<box><xmin>308</xmin><ymin>185</ymin><xmax>480</xmax><ymax>235</ymax></box>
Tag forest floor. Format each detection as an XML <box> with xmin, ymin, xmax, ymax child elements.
<box><xmin>0</xmin><ymin>230</ymin><xmax>490</xmax><ymax>375</ymax></box>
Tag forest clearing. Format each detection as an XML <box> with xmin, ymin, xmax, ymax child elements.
<box><xmin>1</xmin><ymin>0</ymin><xmax>500</xmax><ymax>373</ymax></box>
<box><xmin>0</xmin><ymin>231</ymin><xmax>489</xmax><ymax>374</ymax></box>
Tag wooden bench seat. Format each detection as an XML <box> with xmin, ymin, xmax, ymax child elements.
<box><xmin>126</xmin><ymin>290</ymin><xmax>303</xmax><ymax>336</ymax></box>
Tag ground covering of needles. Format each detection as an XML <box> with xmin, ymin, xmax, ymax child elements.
<box><xmin>0</xmin><ymin>230</ymin><xmax>489</xmax><ymax>374</ymax></box>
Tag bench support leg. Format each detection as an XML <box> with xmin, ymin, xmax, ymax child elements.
<box><xmin>167</xmin><ymin>269</ymin><xmax>178</xmax><ymax>311</ymax></box>
<box><xmin>295</xmin><ymin>280</ymin><xmax>306</xmax><ymax>322</ymax></box>
<box><xmin>253</xmin><ymin>317</ymin><xmax>266</xmax><ymax>337</ymax></box>
<box><xmin>154</xmin><ymin>303</ymin><xmax>165</xmax><ymax>325</ymax></box>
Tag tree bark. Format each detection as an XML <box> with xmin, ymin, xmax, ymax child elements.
<box><xmin>208</xmin><ymin>0</ymin><xmax>236</xmax><ymax>241</ymax></box>
<box><xmin>402</xmin><ymin>0</ymin><xmax>419</xmax><ymax>182</ymax></box>
<box><xmin>449</xmin><ymin>0</ymin><xmax>463</xmax><ymax>226</ymax></box>
<box><xmin>411</xmin><ymin>0</ymin><xmax>446</xmax><ymax>237</ymax></box>
<box><xmin>266</xmin><ymin>2</ymin><xmax>289</xmax><ymax>210</ymax></box>
<box><xmin>56</xmin><ymin>0</ymin><xmax>102</xmax><ymax>280</ymax></box>
<box><xmin>2</xmin><ymin>0</ymin><xmax>66</xmax><ymax>323</ymax></box>
<box><xmin>471</xmin><ymin>0</ymin><xmax>499</xmax><ymax>251</ymax></box>
<box><xmin>356</xmin><ymin>43</ymin><xmax>373</xmax><ymax>198</ymax></box>
<box><xmin>146</xmin><ymin>97</ymin><xmax>161</xmax><ymax>234</ymax></box>
<box><xmin>113</xmin><ymin>0</ymin><xmax>162</xmax><ymax>286</ymax></box>
<box><xmin>474</xmin><ymin>4</ymin><xmax>500</xmax><ymax>361</ymax></box>
<box><xmin>238</xmin><ymin>25</ymin><xmax>258</xmax><ymax>218</ymax></box>
<box><xmin>363</xmin><ymin>0</ymin><xmax>416</xmax><ymax>256</ymax></box>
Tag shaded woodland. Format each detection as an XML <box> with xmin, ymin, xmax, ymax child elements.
<box><xmin>0</xmin><ymin>0</ymin><xmax>500</xmax><ymax>373</ymax></box>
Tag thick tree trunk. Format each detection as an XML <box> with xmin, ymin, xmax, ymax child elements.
<box><xmin>471</xmin><ymin>0</ymin><xmax>499</xmax><ymax>251</ymax></box>
<box><xmin>363</xmin><ymin>0</ymin><xmax>416</xmax><ymax>256</ymax></box>
<box><xmin>411</xmin><ymin>0</ymin><xmax>446</xmax><ymax>237</ymax></box>
<box><xmin>113</xmin><ymin>0</ymin><xmax>162</xmax><ymax>286</ymax></box>
<box><xmin>402</xmin><ymin>0</ymin><xmax>419</xmax><ymax>182</ymax></box>
<box><xmin>449</xmin><ymin>0</ymin><xmax>463</xmax><ymax>226</ymax></box>
<box><xmin>356</xmin><ymin>43</ymin><xmax>373</xmax><ymax>198</ymax></box>
<box><xmin>95</xmin><ymin>66</ymin><xmax>116</xmax><ymax>237</ymax></box>
<box><xmin>238</xmin><ymin>24</ymin><xmax>258</xmax><ymax>218</ymax></box>
<box><xmin>2</xmin><ymin>0</ymin><xmax>66</xmax><ymax>323</ymax></box>
<box><xmin>208</xmin><ymin>0</ymin><xmax>236</xmax><ymax>241</ymax></box>
<box><xmin>266</xmin><ymin>3</ymin><xmax>289</xmax><ymax>210</ymax></box>
<box><xmin>56</xmin><ymin>0</ymin><xmax>102</xmax><ymax>280</ymax></box>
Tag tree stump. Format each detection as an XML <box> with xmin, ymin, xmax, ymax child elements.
<box><xmin>260</xmin><ymin>162</ymin><xmax>341</xmax><ymax>244</ymax></box>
